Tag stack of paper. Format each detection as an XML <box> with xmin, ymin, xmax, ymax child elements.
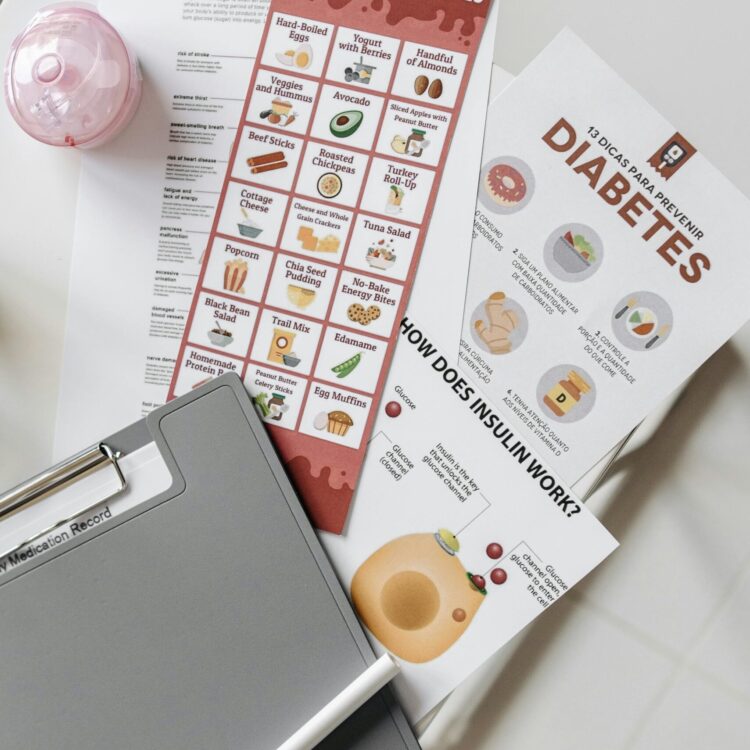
<box><xmin>50</xmin><ymin>3</ymin><xmax>750</xmax><ymax>728</ymax></box>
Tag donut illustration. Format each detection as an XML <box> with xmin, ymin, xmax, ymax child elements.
<box><xmin>483</xmin><ymin>163</ymin><xmax>527</xmax><ymax>208</ymax></box>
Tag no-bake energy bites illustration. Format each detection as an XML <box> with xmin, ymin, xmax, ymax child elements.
<box><xmin>351</xmin><ymin>529</ymin><xmax>507</xmax><ymax>664</ymax></box>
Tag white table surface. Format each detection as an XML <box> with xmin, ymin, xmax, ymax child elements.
<box><xmin>2</xmin><ymin>1</ymin><xmax>750</xmax><ymax>748</ymax></box>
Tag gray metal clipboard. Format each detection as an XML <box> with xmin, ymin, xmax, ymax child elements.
<box><xmin>0</xmin><ymin>373</ymin><xmax>419</xmax><ymax>750</ymax></box>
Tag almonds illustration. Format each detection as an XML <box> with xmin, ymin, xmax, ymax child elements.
<box><xmin>414</xmin><ymin>75</ymin><xmax>429</xmax><ymax>95</ymax></box>
<box><xmin>428</xmin><ymin>78</ymin><xmax>443</xmax><ymax>99</ymax></box>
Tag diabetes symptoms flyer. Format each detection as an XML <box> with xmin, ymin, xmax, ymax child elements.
<box><xmin>169</xmin><ymin>0</ymin><xmax>495</xmax><ymax>532</ymax></box>
<box><xmin>462</xmin><ymin>30</ymin><xmax>750</xmax><ymax>484</ymax></box>
<box><xmin>321</xmin><ymin>317</ymin><xmax>617</xmax><ymax>721</ymax></box>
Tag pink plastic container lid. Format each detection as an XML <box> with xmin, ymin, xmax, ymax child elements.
<box><xmin>4</xmin><ymin>3</ymin><xmax>141</xmax><ymax>148</ymax></box>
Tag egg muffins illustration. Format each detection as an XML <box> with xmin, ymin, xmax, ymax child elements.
<box><xmin>351</xmin><ymin>529</ymin><xmax>488</xmax><ymax>664</ymax></box>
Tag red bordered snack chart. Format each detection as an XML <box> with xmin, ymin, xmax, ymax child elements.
<box><xmin>169</xmin><ymin>0</ymin><xmax>494</xmax><ymax>533</ymax></box>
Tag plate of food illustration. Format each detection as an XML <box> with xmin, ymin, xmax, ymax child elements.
<box><xmin>611</xmin><ymin>291</ymin><xmax>673</xmax><ymax>352</ymax></box>
<box><xmin>478</xmin><ymin>156</ymin><xmax>535</xmax><ymax>214</ymax></box>
<box><xmin>543</xmin><ymin>223</ymin><xmax>604</xmax><ymax>282</ymax></box>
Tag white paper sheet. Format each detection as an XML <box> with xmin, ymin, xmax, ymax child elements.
<box><xmin>321</xmin><ymin>316</ymin><xmax>617</xmax><ymax>721</ymax></box>
<box><xmin>461</xmin><ymin>29</ymin><xmax>750</xmax><ymax>483</ymax></box>
<box><xmin>54</xmin><ymin>0</ymin><xmax>265</xmax><ymax>458</ymax></box>
<box><xmin>54</xmin><ymin>0</ymin><xmax>498</xmax><ymax>458</ymax></box>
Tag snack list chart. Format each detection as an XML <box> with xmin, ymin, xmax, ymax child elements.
<box><xmin>168</xmin><ymin>0</ymin><xmax>493</xmax><ymax>532</ymax></box>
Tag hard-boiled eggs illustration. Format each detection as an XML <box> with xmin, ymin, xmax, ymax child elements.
<box><xmin>275</xmin><ymin>43</ymin><xmax>313</xmax><ymax>70</ymax></box>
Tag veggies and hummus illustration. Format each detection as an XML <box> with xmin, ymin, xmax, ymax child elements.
<box><xmin>259</xmin><ymin>98</ymin><xmax>297</xmax><ymax>128</ymax></box>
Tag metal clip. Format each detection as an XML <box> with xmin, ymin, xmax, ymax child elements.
<box><xmin>0</xmin><ymin>443</ymin><xmax>127</xmax><ymax>559</ymax></box>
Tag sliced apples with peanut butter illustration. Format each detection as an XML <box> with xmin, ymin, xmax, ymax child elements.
<box><xmin>390</xmin><ymin>129</ymin><xmax>430</xmax><ymax>159</ymax></box>
<box><xmin>351</xmin><ymin>529</ymin><xmax>506</xmax><ymax>664</ymax></box>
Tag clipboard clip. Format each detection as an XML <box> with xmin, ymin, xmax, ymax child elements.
<box><xmin>0</xmin><ymin>443</ymin><xmax>127</xmax><ymax>559</ymax></box>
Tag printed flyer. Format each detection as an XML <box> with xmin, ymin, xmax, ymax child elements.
<box><xmin>321</xmin><ymin>317</ymin><xmax>618</xmax><ymax>720</ymax></box>
<box><xmin>169</xmin><ymin>0</ymin><xmax>495</xmax><ymax>532</ymax></box>
<box><xmin>462</xmin><ymin>30</ymin><xmax>750</xmax><ymax>483</ymax></box>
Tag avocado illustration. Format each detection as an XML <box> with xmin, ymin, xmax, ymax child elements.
<box><xmin>330</xmin><ymin>110</ymin><xmax>363</xmax><ymax>138</ymax></box>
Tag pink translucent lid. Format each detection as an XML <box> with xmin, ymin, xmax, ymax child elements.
<box><xmin>4</xmin><ymin>3</ymin><xmax>141</xmax><ymax>148</ymax></box>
